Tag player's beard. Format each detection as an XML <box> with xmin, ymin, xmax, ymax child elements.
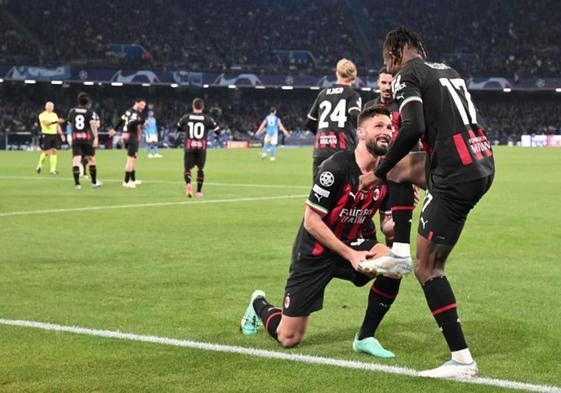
<box><xmin>366</xmin><ymin>135</ymin><xmax>391</xmax><ymax>156</ymax></box>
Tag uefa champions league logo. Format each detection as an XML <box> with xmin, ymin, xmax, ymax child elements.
<box><xmin>319</xmin><ymin>172</ymin><xmax>335</xmax><ymax>187</ymax></box>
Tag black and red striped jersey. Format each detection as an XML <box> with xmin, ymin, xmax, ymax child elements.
<box><xmin>307</xmin><ymin>84</ymin><xmax>362</xmax><ymax>160</ymax></box>
<box><xmin>295</xmin><ymin>150</ymin><xmax>389</xmax><ymax>259</ymax></box>
<box><xmin>392</xmin><ymin>58</ymin><xmax>494</xmax><ymax>185</ymax></box>
<box><xmin>177</xmin><ymin>112</ymin><xmax>219</xmax><ymax>151</ymax></box>
<box><xmin>67</xmin><ymin>106</ymin><xmax>94</xmax><ymax>141</ymax></box>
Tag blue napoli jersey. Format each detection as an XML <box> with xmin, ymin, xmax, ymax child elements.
<box><xmin>265</xmin><ymin>114</ymin><xmax>279</xmax><ymax>135</ymax></box>
<box><xmin>145</xmin><ymin>117</ymin><xmax>157</xmax><ymax>134</ymax></box>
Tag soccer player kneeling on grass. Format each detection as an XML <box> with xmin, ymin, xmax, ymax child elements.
<box><xmin>241</xmin><ymin>106</ymin><xmax>425</xmax><ymax>357</ymax></box>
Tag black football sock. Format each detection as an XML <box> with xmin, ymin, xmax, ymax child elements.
<box><xmin>387</xmin><ymin>181</ymin><xmax>414</xmax><ymax>249</ymax></box>
<box><xmin>423</xmin><ymin>276</ymin><xmax>468</xmax><ymax>351</ymax></box>
<box><xmin>357</xmin><ymin>276</ymin><xmax>401</xmax><ymax>340</ymax></box>
<box><xmin>184</xmin><ymin>170</ymin><xmax>191</xmax><ymax>184</ymax></box>
<box><xmin>196</xmin><ymin>170</ymin><xmax>204</xmax><ymax>192</ymax></box>
<box><xmin>72</xmin><ymin>166</ymin><xmax>80</xmax><ymax>185</ymax></box>
<box><xmin>253</xmin><ymin>296</ymin><xmax>281</xmax><ymax>341</ymax></box>
<box><xmin>124</xmin><ymin>171</ymin><xmax>131</xmax><ymax>183</ymax></box>
<box><xmin>89</xmin><ymin>165</ymin><xmax>97</xmax><ymax>184</ymax></box>
<box><xmin>131</xmin><ymin>170</ymin><xmax>136</xmax><ymax>182</ymax></box>
<box><xmin>392</xmin><ymin>210</ymin><xmax>413</xmax><ymax>244</ymax></box>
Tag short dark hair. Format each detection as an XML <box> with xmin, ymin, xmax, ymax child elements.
<box><xmin>193</xmin><ymin>98</ymin><xmax>204</xmax><ymax>110</ymax></box>
<box><xmin>77</xmin><ymin>92</ymin><xmax>90</xmax><ymax>106</ymax></box>
<box><xmin>358</xmin><ymin>105</ymin><xmax>391</xmax><ymax>126</ymax></box>
<box><xmin>383</xmin><ymin>26</ymin><xmax>428</xmax><ymax>64</ymax></box>
<box><xmin>270</xmin><ymin>107</ymin><xmax>277</xmax><ymax>114</ymax></box>
<box><xmin>378</xmin><ymin>65</ymin><xmax>393</xmax><ymax>77</ymax></box>
<box><xmin>135</xmin><ymin>97</ymin><xmax>146</xmax><ymax>103</ymax></box>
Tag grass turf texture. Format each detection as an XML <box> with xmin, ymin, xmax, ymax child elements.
<box><xmin>0</xmin><ymin>147</ymin><xmax>559</xmax><ymax>392</ymax></box>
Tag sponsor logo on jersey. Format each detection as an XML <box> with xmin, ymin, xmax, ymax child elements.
<box><xmin>319</xmin><ymin>172</ymin><xmax>335</xmax><ymax>187</ymax></box>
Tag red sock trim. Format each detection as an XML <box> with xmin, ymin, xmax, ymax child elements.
<box><xmin>371</xmin><ymin>286</ymin><xmax>397</xmax><ymax>300</ymax></box>
<box><xmin>265</xmin><ymin>311</ymin><xmax>282</xmax><ymax>331</ymax></box>
<box><xmin>431</xmin><ymin>303</ymin><xmax>457</xmax><ymax>316</ymax></box>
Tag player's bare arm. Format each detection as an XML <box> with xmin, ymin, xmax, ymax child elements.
<box><xmin>278</xmin><ymin>120</ymin><xmax>290</xmax><ymax>136</ymax></box>
<box><xmin>90</xmin><ymin>120</ymin><xmax>99</xmax><ymax>148</ymax></box>
<box><xmin>255</xmin><ymin>120</ymin><xmax>266</xmax><ymax>135</ymax></box>
<box><xmin>303</xmin><ymin>206</ymin><xmax>375</xmax><ymax>271</ymax></box>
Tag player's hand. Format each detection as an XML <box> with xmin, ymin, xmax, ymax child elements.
<box><xmin>57</xmin><ymin>118</ymin><xmax>65</xmax><ymax>124</ymax></box>
<box><xmin>93</xmin><ymin>137</ymin><xmax>99</xmax><ymax>148</ymax></box>
<box><xmin>359</xmin><ymin>172</ymin><xmax>382</xmax><ymax>191</ymax></box>
<box><xmin>60</xmin><ymin>134</ymin><xmax>65</xmax><ymax>142</ymax></box>
<box><xmin>346</xmin><ymin>249</ymin><xmax>376</xmax><ymax>272</ymax></box>
<box><xmin>108</xmin><ymin>129</ymin><xmax>116</xmax><ymax>137</ymax></box>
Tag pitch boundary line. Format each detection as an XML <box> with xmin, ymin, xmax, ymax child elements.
<box><xmin>0</xmin><ymin>194</ymin><xmax>307</xmax><ymax>217</ymax></box>
<box><xmin>0</xmin><ymin>318</ymin><xmax>559</xmax><ymax>393</ymax></box>
<box><xmin>0</xmin><ymin>175</ymin><xmax>310</xmax><ymax>189</ymax></box>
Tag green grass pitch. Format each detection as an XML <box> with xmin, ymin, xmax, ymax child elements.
<box><xmin>0</xmin><ymin>146</ymin><xmax>560</xmax><ymax>392</ymax></box>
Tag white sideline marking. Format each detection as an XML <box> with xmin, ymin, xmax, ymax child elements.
<box><xmin>0</xmin><ymin>319</ymin><xmax>559</xmax><ymax>393</ymax></box>
<box><xmin>0</xmin><ymin>194</ymin><xmax>307</xmax><ymax>217</ymax></box>
<box><xmin>0</xmin><ymin>176</ymin><xmax>310</xmax><ymax>189</ymax></box>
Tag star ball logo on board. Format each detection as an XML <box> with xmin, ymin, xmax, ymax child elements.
<box><xmin>319</xmin><ymin>172</ymin><xmax>334</xmax><ymax>187</ymax></box>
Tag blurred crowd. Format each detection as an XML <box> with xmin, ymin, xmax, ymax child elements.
<box><xmin>1</xmin><ymin>0</ymin><xmax>559</xmax><ymax>77</ymax></box>
<box><xmin>1</xmin><ymin>84</ymin><xmax>560</xmax><ymax>150</ymax></box>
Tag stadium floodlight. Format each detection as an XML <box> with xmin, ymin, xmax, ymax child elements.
<box><xmin>142</xmin><ymin>83</ymin><xmax>151</xmax><ymax>87</ymax></box>
<box><xmin>203</xmin><ymin>84</ymin><xmax>209</xmax><ymax>88</ymax></box>
<box><xmin>503</xmin><ymin>88</ymin><xmax>512</xmax><ymax>93</ymax></box>
<box><xmin>111</xmin><ymin>82</ymin><xmax>124</xmax><ymax>87</ymax></box>
<box><xmin>170</xmin><ymin>83</ymin><xmax>178</xmax><ymax>88</ymax></box>
<box><xmin>24</xmin><ymin>80</ymin><xmax>36</xmax><ymax>84</ymax></box>
<box><xmin>556</xmin><ymin>88</ymin><xmax>561</xmax><ymax>93</ymax></box>
<box><xmin>51</xmin><ymin>80</ymin><xmax>63</xmax><ymax>85</ymax></box>
<box><xmin>83</xmin><ymin>81</ymin><xmax>95</xmax><ymax>86</ymax></box>
<box><xmin>255</xmin><ymin>85</ymin><xmax>266</xmax><ymax>89</ymax></box>
<box><xmin>281</xmin><ymin>86</ymin><xmax>294</xmax><ymax>90</ymax></box>
<box><xmin>0</xmin><ymin>78</ymin><xmax>3</xmax><ymax>83</ymax></box>
<box><xmin>309</xmin><ymin>86</ymin><xmax>320</xmax><ymax>90</ymax></box>
<box><xmin>361</xmin><ymin>87</ymin><xmax>371</xmax><ymax>92</ymax></box>
<box><xmin>228</xmin><ymin>85</ymin><xmax>236</xmax><ymax>89</ymax></box>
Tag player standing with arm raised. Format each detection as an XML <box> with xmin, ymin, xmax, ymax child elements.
<box><xmin>361</xmin><ymin>27</ymin><xmax>495</xmax><ymax>378</ymax></box>
<box><xmin>255</xmin><ymin>107</ymin><xmax>289</xmax><ymax>161</ymax></box>
<box><xmin>306</xmin><ymin>59</ymin><xmax>362</xmax><ymax>178</ymax></box>
<box><xmin>108</xmin><ymin>98</ymin><xmax>147</xmax><ymax>188</ymax></box>
<box><xmin>177</xmin><ymin>98</ymin><xmax>220</xmax><ymax>198</ymax></box>
<box><xmin>36</xmin><ymin>101</ymin><xmax>65</xmax><ymax>175</ymax></box>
<box><xmin>67</xmin><ymin>93</ymin><xmax>102</xmax><ymax>189</ymax></box>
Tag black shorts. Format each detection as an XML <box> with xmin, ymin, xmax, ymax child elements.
<box><xmin>40</xmin><ymin>134</ymin><xmax>60</xmax><ymax>151</ymax></box>
<box><xmin>125</xmin><ymin>137</ymin><xmax>139</xmax><ymax>158</ymax></box>
<box><xmin>418</xmin><ymin>175</ymin><xmax>494</xmax><ymax>245</ymax></box>
<box><xmin>283</xmin><ymin>238</ymin><xmax>378</xmax><ymax>317</ymax></box>
<box><xmin>72</xmin><ymin>142</ymin><xmax>95</xmax><ymax>157</ymax></box>
<box><xmin>184</xmin><ymin>150</ymin><xmax>207</xmax><ymax>170</ymax></box>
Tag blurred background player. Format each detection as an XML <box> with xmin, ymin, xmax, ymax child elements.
<box><xmin>108</xmin><ymin>98</ymin><xmax>147</xmax><ymax>188</ymax></box>
<box><xmin>255</xmin><ymin>107</ymin><xmax>289</xmax><ymax>161</ymax></box>
<box><xmin>177</xmin><ymin>98</ymin><xmax>220</xmax><ymax>197</ymax></box>
<box><xmin>67</xmin><ymin>93</ymin><xmax>102</xmax><ymax>189</ymax></box>
<box><xmin>144</xmin><ymin>111</ymin><xmax>162</xmax><ymax>158</ymax></box>
<box><xmin>306</xmin><ymin>58</ymin><xmax>362</xmax><ymax>177</ymax></box>
<box><xmin>36</xmin><ymin>101</ymin><xmax>65</xmax><ymax>175</ymax></box>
